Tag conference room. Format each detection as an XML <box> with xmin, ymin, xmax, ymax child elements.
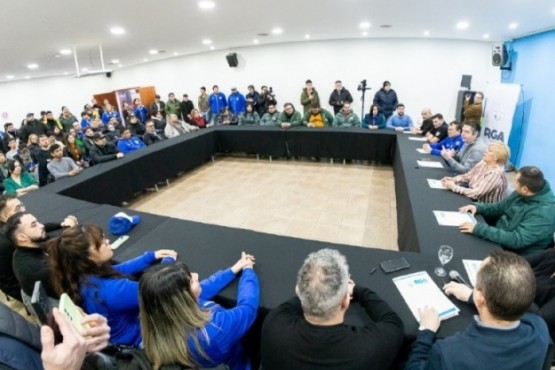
<box><xmin>1</xmin><ymin>1</ymin><xmax>555</xmax><ymax>369</ymax></box>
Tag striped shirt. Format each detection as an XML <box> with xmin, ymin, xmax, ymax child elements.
<box><xmin>452</xmin><ymin>161</ymin><xmax>507</xmax><ymax>203</ymax></box>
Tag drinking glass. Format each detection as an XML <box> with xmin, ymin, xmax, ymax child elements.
<box><xmin>435</xmin><ymin>245</ymin><xmax>454</xmax><ymax>277</ymax></box>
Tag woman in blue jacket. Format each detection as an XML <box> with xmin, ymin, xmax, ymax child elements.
<box><xmin>48</xmin><ymin>225</ymin><xmax>177</xmax><ymax>346</ymax></box>
<box><xmin>362</xmin><ymin>104</ymin><xmax>386</xmax><ymax>129</ymax></box>
<box><xmin>139</xmin><ymin>253</ymin><xmax>259</xmax><ymax>370</ymax></box>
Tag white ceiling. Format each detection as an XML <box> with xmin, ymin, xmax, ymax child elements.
<box><xmin>1</xmin><ymin>0</ymin><xmax>554</xmax><ymax>83</ymax></box>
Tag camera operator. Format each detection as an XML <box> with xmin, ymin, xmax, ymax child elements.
<box><xmin>260</xmin><ymin>85</ymin><xmax>277</xmax><ymax>114</ymax></box>
<box><xmin>329</xmin><ymin>80</ymin><xmax>353</xmax><ymax>115</ymax></box>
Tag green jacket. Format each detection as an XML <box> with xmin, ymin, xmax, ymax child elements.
<box><xmin>166</xmin><ymin>99</ymin><xmax>181</xmax><ymax>116</ymax></box>
<box><xmin>300</xmin><ymin>88</ymin><xmax>320</xmax><ymax>115</ymax></box>
<box><xmin>302</xmin><ymin>109</ymin><xmax>334</xmax><ymax>127</ymax></box>
<box><xmin>238</xmin><ymin>112</ymin><xmax>260</xmax><ymax>125</ymax></box>
<box><xmin>198</xmin><ymin>94</ymin><xmax>209</xmax><ymax>112</ymax></box>
<box><xmin>260</xmin><ymin>111</ymin><xmax>280</xmax><ymax>126</ymax></box>
<box><xmin>277</xmin><ymin>111</ymin><xmax>303</xmax><ymax>127</ymax></box>
<box><xmin>332</xmin><ymin>111</ymin><xmax>361</xmax><ymax>128</ymax></box>
<box><xmin>473</xmin><ymin>181</ymin><xmax>555</xmax><ymax>255</ymax></box>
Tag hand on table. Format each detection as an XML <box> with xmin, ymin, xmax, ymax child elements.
<box><xmin>418</xmin><ymin>306</ymin><xmax>441</xmax><ymax>333</ymax></box>
<box><xmin>442</xmin><ymin>178</ymin><xmax>456</xmax><ymax>190</ymax></box>
<box><xmin>443</xmin><ymin>282</ymin><xmax>472</xmax><ymax>302</ymax></box>
<box><xmin>458</xmin><ymin>205</ymin><xmax>477</xmax><ymax>215</ymax></box>
<box><xmin>231</xmin><ymin>251</ymin><xmax>255</xmax><ymax>273</ymax></box>
<box><xmin>155</xmin><ymin>249</ymin><xmax>178</xmax><ymax>260</ymax></box>
<box><xmin>459</xmin><ymin>222</ymin><xmax>476</xmax><ymax>234</ymax></box>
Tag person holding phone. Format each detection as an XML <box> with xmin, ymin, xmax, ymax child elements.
<box><xmin>48</xmin><ymin>224</ymin><xmax>177</xmax><ymax>346</ymax></box>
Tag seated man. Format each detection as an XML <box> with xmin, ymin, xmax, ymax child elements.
<box><xmin>332</xmin><ymin>103</ymin><xmax>361</xmax><ymax>128</ymax></box>
<box><xmin>425</xmin><ymin>113</ymin><xmax>448</xmax><ymax>144</ymax></box>
<box><xmin>441</xmin><ymin>121</ymin><xmax>486</xmax><ymax>174</ymax></box>
<box><xmin>261</xmin><ymin>249</ymin><xmax>403</xmax><ymax>370</ymax></box>
<box><xmin>442</xmin><ymin>142</ymin><xmax>509</xmax><ymax>203</ymax></box>
<box><xmin>302</xmin><ymin>103</ymin><xmax>334</xmax><ymax>128</ymax></box>
<box><xmin>260</xmin><ymin>104</ymin><xmax>280</xmax><ymax>126</ymax></box>
<box><xmin>277</xmin><ymin>103</ymin><xmax>303</xmax><ymax>129</ymax></box>
<box><xmin>386</xmin><ymin>103</ymin><xmax>413</xmax><ymax>131</ymax></box>
<box><xmin>164</xmin><ymin>113</ymin><xmax>198</xmax><ymax>138</ymax></box>
<box><xmin>89</xmin><ymin>133</ymin><xmax>124</xmax><ymax>165</ymax></box>
<box><xmin>411</xmin><ymin>108</ymin><xmax>433</xmax><ymax>136</ymax></box>
<box><xmin>117</xmin><ymin>128</ymin><xmax>146</xmax><ymax>154</ymax></box>
<box><xmin>422</xmin><ymin>121</ymin><xmax>463</xmax><ymax>157</ymax></box>
<box><xmin>6</xmin><ymin>211</ymin><xmax>77</xmax><ymax>297</ymax></box>
<box><xmin>47</xmin><ymin>144</ymin><xmax>82</xmax><ymax>180</ymax></box>
<box><xmin>407</xmin><ymin>250</ymin><xmax>549</xmax><ymax>370</ymax></box>
<box><xmin>142</xmin><ymin>119</ymin><xmax>165</xmax><ymax>145</ymax></box>
<box><xmin>459</xmin><ymin>166</ymin><xmax>555</xmax><ymax>255</ymax></box>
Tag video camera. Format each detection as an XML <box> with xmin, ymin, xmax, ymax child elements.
<box><xmin>357</xmin><ymin>79</ymin><xmax>370</xmax><ymax>91</ymax></box>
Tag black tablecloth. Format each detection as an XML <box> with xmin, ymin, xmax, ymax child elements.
<box><xmin>215</xmin><ymin>126</ymin><xmax>288</xmax><ymax>157</ymax></box>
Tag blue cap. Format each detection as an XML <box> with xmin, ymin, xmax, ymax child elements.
<box><xmin>109</xmin><ymin>212</ymin><xmax>140</xmax><ymax>236</ymax></box>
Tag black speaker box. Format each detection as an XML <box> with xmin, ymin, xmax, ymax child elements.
<box><xmin>226</xmin><ymin>53</ymin><xmax>238</xmax><ymax>68</ymax></box>
<box><xmin>492</xmin><ymin>43</ymin><xmax>507</xmax><ymax>67</ymax></box>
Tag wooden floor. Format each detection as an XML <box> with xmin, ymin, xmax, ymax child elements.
<box><xmin>128</xmin><ymin>156</ymin><xmax>399</xmax><ymax>250</ymax></box>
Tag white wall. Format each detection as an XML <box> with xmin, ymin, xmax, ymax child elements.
<box><xmin>0</xmin><ymin>38</ymin><xmax>499</xmax><ymax>127</ymax></box>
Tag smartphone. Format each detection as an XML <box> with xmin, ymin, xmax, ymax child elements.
<box><xmin>59</xmin><ymin>293</ymin><xmax>89</xmax><ymax>332</ymax></box>
<box><xmin>380</xmin><ymin>257</ymin><xmax>410</xmax><ymax>274</ymax></box>
<box><xmin>31</xmin><ymin>281</ymin><xmax>62</xmax><ymax>343</ymax></box>
<box><xmin>110</xmin><ymin>235</ymin><xmax>129</xmax><ymax>250</ymax></box>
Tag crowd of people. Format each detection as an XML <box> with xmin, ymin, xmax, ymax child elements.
<box><xmin>0</xmin><ymin>80</ymin><xmax>555</xmax><ymax>370</ymax></box>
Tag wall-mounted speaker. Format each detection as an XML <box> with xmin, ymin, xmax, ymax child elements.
<box><xmin>226</xmin><ymin>53</ymin><xmax>238</xmax><ymax>68</ymax></box>
<box><xmin>492</xmin><ymin>43</ymin><xmax>508</xmax><ymax>67</ymax></box>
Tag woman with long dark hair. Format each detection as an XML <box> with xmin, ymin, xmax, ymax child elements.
<box><xmin>48</xmin><ymin>225</ymin><xmax>177</xmax><ymax>346</ymax></box>
<box><xmin>361</xmin><ymin>104</ymin><xmax>386</xmax><ymax>130</ymax></box>
<box><xmin>139</xmin><ymin>253</ymin><xmax>259</xmax><ymax>370</ymax></box>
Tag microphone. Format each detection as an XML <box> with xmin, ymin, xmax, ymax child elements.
<box><xmin>448</xmin><ymin>270</ymin><xmax>472</xmax><ymax>288</ymax></box>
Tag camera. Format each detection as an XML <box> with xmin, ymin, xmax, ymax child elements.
<box><xmin>357</xmin><ymin>79</ymin><xmax>368</xmax><ymax>91</ymax></box>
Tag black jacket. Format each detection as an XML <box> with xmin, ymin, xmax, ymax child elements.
<box><xmin>329</xmin><ymin>88</ymin><xmax>354</xmax><ymax>115</ymax></box>
<box><xmin>89</xmin><ymin>142</ymin><xmax>119</xmax><ymax>165</ymax></box>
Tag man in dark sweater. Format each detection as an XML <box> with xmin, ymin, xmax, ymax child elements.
<box><xmin>261</xmin><ymin>249</ymin><xmax>404</xmax><ymax>370</ymax></box>
<box><xmin>406</xmin><ymin>250</ymin><xmax>549</xmax><ymax>370</ymax></box>
<box><xmin>89</xmin><ymin>132</ymin><xmax>124</xmax><ymax>165</ymax></box>
<box><xmin>32</xmin><ymin>135</ymin><xmax>52</xmax><ymax>186</ymax></box>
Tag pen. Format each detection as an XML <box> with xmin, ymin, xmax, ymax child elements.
<box><xmin>369</xmin><ymin>267</ymin><xmax>377</xmax><ymax>275</ymax></box>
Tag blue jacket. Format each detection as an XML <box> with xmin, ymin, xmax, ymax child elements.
<box><xmin>405</xmin><ymin>313</ymin><xmax>549</xmax><ymax>370</ymax></box>
<box><xmin>362</xmin><ymin>113</ymin><xmax>386</xmax><ymax>129</ymax></box>
<box><xmin>80</xmin><ymin>118</ymin><xmax>91</xmax><ymax>129</ymax></box>
<box><xmin>209</xmin><ymin>93</ymin><xmax>227</xmax><ymax>114</ymax></box>
<box><xmin>81</xmin><ymin>251</ymin><xmax>161</xmax><ymax>347</ymax></box>
<box><xmin>101</xmin><ymin>111</ymin><xmax>121</xmax><ymax>125</ymax></box>
<box><xmin>429</xmin><ymin>134</ymin><xmax>463</xmax><ymax>156</ymax></box>
<box><xmin>373</xmin><ymin>88</ymin><xmax>398</xmax><ymax>118</ymax></box>
<box><xmin>190</xmin><ymin>268</ymin><xmax>259</xmax><ymax>370</ymax></box>
<box><xmin>117</xmin><ymin>136</ymin><xmax>145</xmax><ymax>154</ymax></box>
<box><xmin>386</xmin><ymin>114</ymin><xmax>413</xmax><ymax>130</ymax></box>
<box><xmin>228</xmin><ymin>93</ymin><xmax>246</xmax><ymax>115</ymax></box>
<box><xmin>133</xmin><ymin>107</ymin><xmax>149</xmax><ymax>123</ymax></box>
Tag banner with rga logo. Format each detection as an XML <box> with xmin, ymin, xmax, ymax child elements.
<box><xmin>481</xmin><ymin>83</ymin><xmax>521</xmax><ymax>143</ymax></box>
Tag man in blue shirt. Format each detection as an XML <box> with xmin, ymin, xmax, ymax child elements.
<box><xmin>228</xmin><ymin>87</ymin><xmax>246</xmax><ymax>116</ymax></box>
<box><xmin>422</xmin><ymin>121</ymin><xmax>463</xmax><ymax>156</ymax></box>
<box><xmin>386</xmin><ymin>103</ymin><xmax>413</xmax><ymax>131</ymax></box>
<box><xmin>209</xmin><ymin>85</ymin><xmax>227</xmax><ymax>125</ymax></box>
<box><xmin>406</xmin><ymin>250</ymin><xmax>549</xmax><ymax>370</ymax></box>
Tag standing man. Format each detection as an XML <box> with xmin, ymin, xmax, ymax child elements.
<box><xmin>373</xmin><ymin>81</ymin><xmax>399</xmax><ymax>120</ymax></box>
<box><xmin>245</xmin><ymin>85</ymin><xmax>263</xmax><ymax>116</ymax></box>
<box><xmin>386</xmin><ymin>104</ymin><xmax>413</xmax><ymax>131</ymax></box>
<box><xmin>198</xmin><ymin>87</ymin><xmax>210</xmax><ymax>123</ymax></box>
<box><xmin>441</xmin><ymin>121</ymin><xmax>486</xmax><ymax>174</ymax></box>
<box><xmin>209</xmin><ymin>85</ymin><xmax>227</xmax><ymax>125</ymax></box>
<box><xmin>101</xmin><ymin>104</ymin><xmax>121</xmax><ymax>125</ymax></box>
<box><xmin>166</xmin><ymin>92</ymin><xmax>181</xmax><ymax>118</ymax></box>
<box><xmin>407</xmin><ymin>250</ymin><xmax>549</xmax><ymax>370</ymax></box>
<box><xmin>328</xmin><ymin>80</ymin><xmax>353</xmax><ymax>115</ymax></box>
<box><xmin>32</xmin><ymin>135</ymin><xmax>52</xmax><ymax>186</ymax></box>
<box><xmin>261</xmin><ymin>249</ymin><xmax>403</xmax><ymax>370</ymax></box>
<box><xmin>20</xmin><ymin>113</ymin><xmax>48</xmax><ymax>143</ymax></box>
<box><xmin>260</xmin><ymin>85</ymin><xmax>277</xmax><ymax>114</ymax></box>
<box><xmin>228</xmin><ymin>87</ymin><xmax>246</xmax><ymax>116</ymax></box>
<box><xmin>150</xmin><ymin>95</ymin><xmax>166</xmax><ymax>119</ymax></box>
<box><xmin>59</xmin><ymin>107</ymin><xmax>78</xmax><ymax>132</ymax></box>
<box><xmin>179</xmin><ymin>94</ymin><xmax>195</xmax><ymax>123</ymax></box>
<box><xmin>463</xmin><ymin>91</ymin><xmax>484</xmax><ymax>122</ymax></box>
<box><xmin>458</xmin><ymin>166</ymin><xmax>555</xmax><ymax>255</ymax></box>
<box><xmin>300</xmin><ymin>80</ymin><xmax>320</xmax><ymax>115</ymax></box>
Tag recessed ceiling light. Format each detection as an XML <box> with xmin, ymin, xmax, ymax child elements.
<box><xmin>456</xmin><ymin>21</ymin><xmax>469</xmax><ymax>30</ymax></box>
<box><xmin>27</xmin><ymin>63</ymin><xmax>38</xmax><ymax>69</ymax></box>
<box><xmin>362</xmin><ymin>31</ymin><xmax>368</xmax><ymax>36</ymax></box>
<box><xmin>272</xmin><ymin>27</ymin><xmax>283</xmax><ymax>35</ymax></box>
<box><xmin>359</xmin><ymin>22</ymin><xmax>371</xmax><ymax>29</ymax></box>
<box><xmin>111</xmin><ymin>59</ymin><xmax>120</xmax><ymax>64</ymax></box>
<box><xmin>482</xmin><ymin>33</ymin><xmax>490</xmax><ymax>39</ymax></box>
<box><xmin>81</xmin><ymin>67</ymin><xmax>89</xmax><ymax>72</ymax></box>
<box><xmin>210</xmin><ymin>45</ymin><xmax>215</xmax><ymax>50</ymax></box>
<box><xmin>305</xmin><ymin>34</ymin><xmax>310</xmax><ymax>40</ymax></box>
<box><xmin>118</xmin><ymin>64</ymin><xmax>123</xmax><ymax>68</ymax></box>
<box><xmin>423</xmin><ymin>30</ymin><xmax>430</xmax><ymax>36</ymax></box>
<box><xmin>148</xmin><ymin>49</ymin><xmax>159</xmax><ymax>55</ymax></box>
<box><xmin>59</xmin><ymin>49</ymin><xmax>72</xmax><ymax>55</ymax></box>
<box><xmin>25</xmin><ymin>76</ymin><xmax>30</xmax><ymax>80</ymax></box>
<box><xmin>63</xmin><ymin>72</ymin><xmax>69</xmax><ymax>76</ymax></box>
<box><xmin>198</xmin><ymin>1</ymin><xmax>215</xmax><ymax>10</ymax></box>
<box><xmin>110</xmin><ymin>27</ymin><xmax>125</xmax><ymax>35</ymax></box>
<box><xmin>6</xmin><ymin>75</ymin><xmax>14</xmax><ymax>79</ymax></box>
<box><xmin>143</xmin><ymin>58</ymin><xmax>148</xmax><ymax>62</ymax></box>
<box><xmin>202</xmin><ymin>39</ymin><xmax>212</xmax><ymax>45</ymax></box>
<box><xmin>509</xmin><ymin>22</ymin><xmax>519</xmax><ymax>29</ymax></box>
<box><xmin>173</xmin><ymin>52</ymin><xmax>179</xmax><ymax>56</ymax></box>
<box><xmin>253</xmin><ymin>39</ymin><xmax>259</xmax><ymax>44</ymax></box>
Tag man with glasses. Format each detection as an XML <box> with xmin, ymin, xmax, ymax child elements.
<box><xmin>142</xmin><ymin>119</ymin><xmax>165</xmax><ymax>146</ymax></box>
<box><xmin>260</xmin><ymin>104</ymin><xmax>280</xmax><ymax>126</ymax></box>
<box><xmin>277</xmin><ymin>103</ymin><xmax>302</xmax><ymax>129</ymax></box>
<box><xmin>0</xmin><ymin>196</ymin><xmax>78</xmax><ymax>302</ymax></box>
